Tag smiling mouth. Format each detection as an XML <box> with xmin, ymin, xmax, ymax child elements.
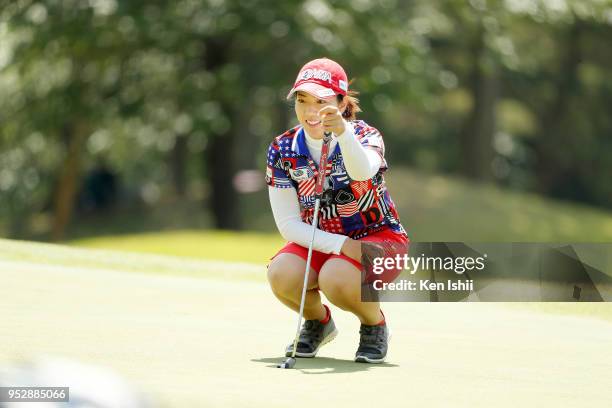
<box><xmin>306</xmin><ymin>120</ymin><xmax>321</xmax><ymax>126</ymax></box>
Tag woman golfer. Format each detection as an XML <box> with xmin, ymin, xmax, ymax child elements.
<box><xmin>266</xmin><ymin>58</ymin><xmax>408</xmax><ymax>363</ymax></box>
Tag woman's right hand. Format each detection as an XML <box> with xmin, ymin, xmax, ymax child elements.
<box><xmin>341</xmin><ymin>238</ymin><xmax>362</xmax><ymax>262</ymax></box>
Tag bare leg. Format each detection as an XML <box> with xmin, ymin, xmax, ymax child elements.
<box><xmin>318</xmin><ymin>258</ymin><xmax>383</xmax><ymax>325</ymax></box>
<box><xmin>267</xmin><ymin>253</ymin><xmax>326</xmax><ymax>321</ymax></box>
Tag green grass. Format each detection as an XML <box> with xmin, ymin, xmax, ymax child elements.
<box><xmin>0</xmin><ymin>237</ymin><xmax>266</xmax><ymax>282</ymax></box>
<box><xmin>2</xmin><ymin>238</ymin><xmax>611</xmax><ymax>325</ymax></box>
<box><xmin>70</xmin><ymin>230</ymin><xmax>284</xmax><ymax>265</ymax></box>
<box><xmin>510</xmin><ymin>302</ymin><xmax>612</xmax><ymax>323</ymax></box>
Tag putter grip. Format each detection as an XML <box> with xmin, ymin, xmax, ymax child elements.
<box><xmin>314</xmin><ymin>132</ymin><xmax>332</xmax><ymax>196</ymax></box>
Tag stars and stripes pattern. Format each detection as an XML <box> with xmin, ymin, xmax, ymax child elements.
<box><xmin>337</xmin><ymin>201</ymin><xmax>359</xmax><ymax>217</ymax></box>
<box><xmin>266</xmin><ymin>143</ymin><xmax>279</xmax><ymax>167</ymax></box>
<box><xmin>378</xmin><ymin>196</ymin><xmax>391</xmax><ymax>216</ymax></box>
<box><xmin>266</xmin><ymin>136</ymin><xmax>293</xmax><ymax>188</ymax></box>
<box><xmin>319</xmin><ymin>217</ymin><xmax>344</xmax><ymax>233</ymax></box>
<box><xmin>357</xmin><ymin>189</ymin><xmax>375</xmax><ymax>211</ymax></box>
<box><xmin>265</xmin><ymin>121</ymin><xmax>407</xmax><ymax>238</ymax></box>
<box><xmin>320</xmin><ymin>204</ymin><xmax>338</xmax><ymax>219</ymax></box>
<box><xmin>298</xmin><ymin>177</ymin><xmax>315</xmax><ymax>196</ymax></box>
<box><xmin>351</xmin><ymin>180</ymin><xmax>370</xmax><ymax>197</ymax></box>
<box><xmin>330</xmin><ymin>159</ymin><xmax>350</xmax><ymax>186</ymax></box>
<box><xmin>301</xmin><ymin>207</ymin><xmax>314</xmax><ymax>225</ymax></box>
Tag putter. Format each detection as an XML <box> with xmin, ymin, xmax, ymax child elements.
<box><xmin>278</xmin><ymin>131</ymin><xmax>332</xmax><ymax>369</ymax></box>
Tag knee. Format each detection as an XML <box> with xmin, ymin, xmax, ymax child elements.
<box><xmin>267</xmin><ymin>259</ymin><xmax>299</xmax><ymax>297</ymax></box>
<box><xmin>318</xmin><ymin>270</ymin><xmax>350</xmax><ymax>301</ymax></box>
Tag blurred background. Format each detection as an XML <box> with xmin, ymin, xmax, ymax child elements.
<box><xmin>1</xmin><ymin>0</ymin><xmax>612</xmax><ymax>262</ymax></box>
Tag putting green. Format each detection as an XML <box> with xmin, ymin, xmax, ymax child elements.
<box><xmin>1</xmin><ymin>246</ymin><xmax>611</xmax><ymax>407</ymax></box>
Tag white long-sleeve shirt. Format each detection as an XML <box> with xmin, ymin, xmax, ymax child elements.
<box><xmin>269</xmin><ymin>122</ymin><xmax>382</xmax><ymax>254</ymax></box>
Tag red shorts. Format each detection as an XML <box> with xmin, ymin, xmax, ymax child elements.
<box><xmin>271</xmin><ymin>227</ymin><xmax>409</xmax><ymax>284</ymax></box>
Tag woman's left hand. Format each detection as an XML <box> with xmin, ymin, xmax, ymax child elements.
<box><xmin>319</xmin><ymin>106</ymin><xmax>346</xmax><ymax>136</ymax></box>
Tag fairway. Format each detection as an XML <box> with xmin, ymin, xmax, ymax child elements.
<box><xmin>1</xmin><ymin>245</ymin><xmax>611</xmax><ymax>407</ymax></box>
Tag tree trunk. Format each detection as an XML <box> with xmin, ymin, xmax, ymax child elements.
<box><xmin>201</xmin><ymin>37</ymin><xmax>242</xmax><ymax>229</ymax></box>
<box><xmin>51</xmin><ymin>121</ymin><xmax>88</xmax><ymax>241</ymax></box>
<box><xmin>535</xmin><ymin>21</ymin><xmax>582</xmax><ymax>195</ymax></box>
<box><xmin>170</xmin><ymin>134</ymin><xmax>188</xmax><ymax>197</ymax></box>
<box><xmin>205</xmin><ymin>122</ymin><xmax>241</xmax><ymax>230</ymax></box>
<box><xmin>459</xmin><ymin>25</ymin><xmax>498</xmax><ymax>181</ymax></box>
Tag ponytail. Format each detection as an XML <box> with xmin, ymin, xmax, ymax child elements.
<box><xmin>338</xmin><ymin>89</ymin><xmax>362</xmax><ymax>121</ymax></box>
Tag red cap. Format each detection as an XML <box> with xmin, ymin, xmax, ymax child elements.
<box><xmin>286</xmin><ymin>58</ymin><xmax>349</xmax><ymax>100</ymax></box>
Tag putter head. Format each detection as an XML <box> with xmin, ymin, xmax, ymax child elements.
<box><xmin>276</xmin><ymin>357</ymin><xmax>296</xmax><ymax>369</ymax></box>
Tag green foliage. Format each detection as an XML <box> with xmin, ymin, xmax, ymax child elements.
<box><xmin>1</xmin><ymin>0</ymin><xmax>611</xmax><ymax>238</ymax></box>
<box><xmin>384</xmin><ymin>169</ymin><xmax>612</xmax><ymax>242</ymax></box>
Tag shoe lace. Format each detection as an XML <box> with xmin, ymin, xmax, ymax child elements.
<box><xmin>301</xmin><ymin>320</ymin><xmax>322</xmax><ymax>340</ymax></box>
<box><xmin>359</xmin><ymin>325</ymin><xmax>385</xmax><ymax>347</ymax></box>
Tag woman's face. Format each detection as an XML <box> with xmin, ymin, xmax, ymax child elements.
<box><xmin>294</xmin><ymin>91</ymin><xmax>341</xmax><ymax>139</ymax></box>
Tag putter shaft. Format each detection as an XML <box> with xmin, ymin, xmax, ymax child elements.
<box><xmin>284</xmin><ymin>132</ymin><xmax>332</xmax><ymax>368</ymax></box>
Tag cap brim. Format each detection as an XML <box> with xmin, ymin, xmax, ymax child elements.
<box><xmin>286</xmin><ymin>82</ymin><xmax>337</xmax><ymax>100</ymax></box>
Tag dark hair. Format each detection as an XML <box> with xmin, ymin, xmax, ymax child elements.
<box><xmin>337</xmin><ymin>89</ymin><xmax>362</xmax><ymax>121</ymax></box>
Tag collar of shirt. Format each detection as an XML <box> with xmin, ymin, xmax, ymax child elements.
<box><xmin>291</xmin><ymin>127</ymin><xmax>341</xmax><ymax>164</ymax></box>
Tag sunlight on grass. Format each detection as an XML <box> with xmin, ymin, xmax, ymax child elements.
<box><xmin>4</xmin><ymin>236</ymin><xmax>612</xmax><ymax>323</ymax></box>
<box><xmin>71</xmin><ymin>230</ymin><xmax>285</xmax><ymax>264</ymax></box>
<box><xmin>509</xmin><ymin>303</ymin><xmax>612</xmax><ymax>323</ymax></box>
